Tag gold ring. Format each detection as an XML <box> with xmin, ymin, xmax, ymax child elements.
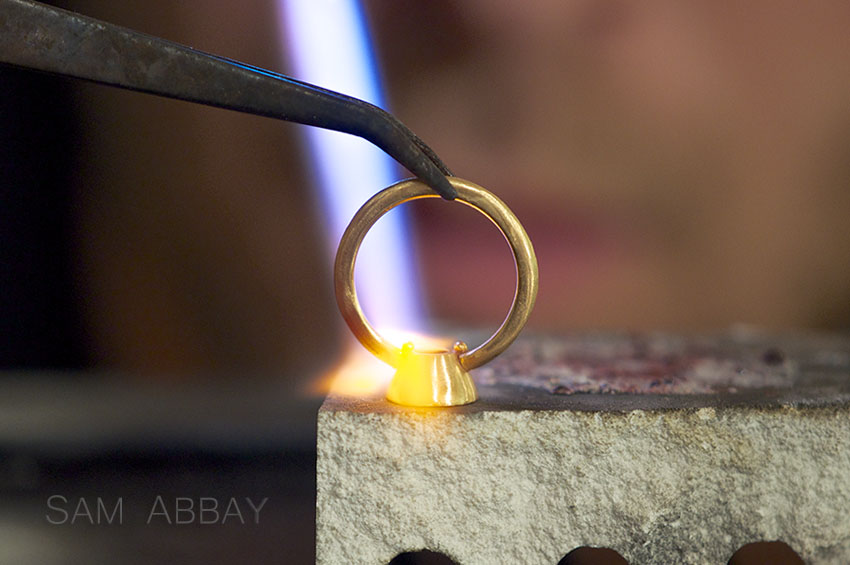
<box><xmin>334</xmin><ymin>177</ymin><xmax>538</xmax><ymax>375</ymax></box>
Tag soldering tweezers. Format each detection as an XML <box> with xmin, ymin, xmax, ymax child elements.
<box><xmin>0</xmin><ymin>0</ymin><xmax>457</xmax><ymax>199</ymax></box>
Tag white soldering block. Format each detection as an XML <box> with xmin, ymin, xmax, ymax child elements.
<box><xmin>316</xmin><ymin>331</ymin><xmax>850</xmax><ymax>564</ymax></box>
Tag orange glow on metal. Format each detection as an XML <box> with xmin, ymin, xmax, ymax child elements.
<box><xmin>314</xmin><ymin>330</ymin><xmax>452</xmax><ymax>399</ymax></box>
<box><xmin>386</xmin><ymin>340</ymin><xmax>478</xmax><ymax>407</ymax></box>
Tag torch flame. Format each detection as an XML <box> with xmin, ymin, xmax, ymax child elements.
<box><xmin>278</xmin><ymin>0</ymin><xmax>428</xmax><ymax>335</ymax></box>
<box><xmin>280</xmin><ymin>1</ymin><xmax>446</xmax><ymax>399</ymax></box>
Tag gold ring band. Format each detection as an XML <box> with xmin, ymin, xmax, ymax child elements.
<box><xmin>334</xmin><ymin>177</ymin><xmax>538</xmax><ymax>372</ymax></box>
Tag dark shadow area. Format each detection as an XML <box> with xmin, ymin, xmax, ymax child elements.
<box><xmin>0</xmin><ymin>66</ymin><xmax>88</xmax><ymax>369</ymax></box>
<box><xmin>728</xmin><ymin>541</ymin><xmax>805</xmax><ymax>565</ymax></box>
<box><xmin>388</xmin><ymin>549</ymin><xmax>458</xmax><ymax>565</ymax></box>
<box><xmin>559</xmin><ymin>546</ymin><xmax>629</xmax><ymax>565</ymax></box>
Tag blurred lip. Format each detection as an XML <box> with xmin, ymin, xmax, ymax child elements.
<box><xmin>512</xmin><ymin>200</ymin><xmax>637</xmax><ymax>284</ymax></box>
<box><xmin>417</xmin><ymin>190</ymin><xmax>642</xmax><ymax>304</ymax></box>
<box><xmin>517</xmin><ymin>202</ymin><xmax>625</xmax><ymax>253</ymax></box>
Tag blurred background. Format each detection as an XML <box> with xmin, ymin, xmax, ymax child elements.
<box><xmin>2</xmin><ymin>0</ymin><xmax>849</xmax><ymax>563</ymax></box>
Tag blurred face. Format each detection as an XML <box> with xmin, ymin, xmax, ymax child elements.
<box><xmin>367</xmin><ymin>0</ymin><xmax>850</xmax><ymax>331</ymax></box>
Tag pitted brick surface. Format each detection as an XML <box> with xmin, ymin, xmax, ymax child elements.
<box><xmin>317</xmin><ymin>332</ymin><xmax>850</xmax><ymax>564</ymax></box>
